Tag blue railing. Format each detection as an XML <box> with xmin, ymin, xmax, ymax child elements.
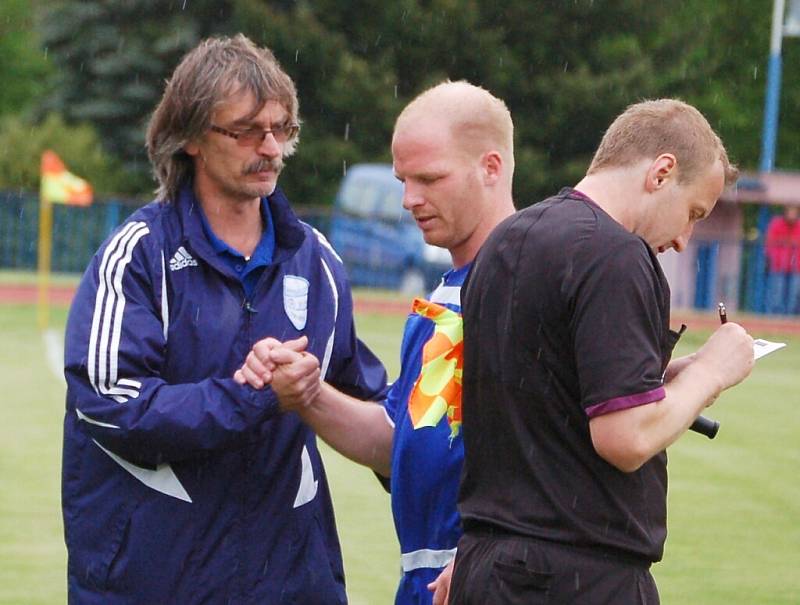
<box><xmin>0</xmin><ymin>191</ymin><xmax>140</xmax><ymax>273</ymax></box>
<box><xmin>0</xmin><ymin>190</ymin><xmax>331</xmax><ymax>274</ymax></box>
<box><xmin>2</xmin><ymin>190</ymin><xmax>798</xmax><ymax>315</ymax></box>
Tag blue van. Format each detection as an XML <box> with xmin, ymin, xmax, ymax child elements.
<box><xmin>327</xmin><ymin>163</ymin><xmax>451</xmax><ymax>294</ymax></box>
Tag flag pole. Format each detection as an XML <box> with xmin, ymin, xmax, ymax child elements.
<box><xmin>37</xmin><ymin>149</ymin><xmax>93</xmax><ymax>328</ymax></box>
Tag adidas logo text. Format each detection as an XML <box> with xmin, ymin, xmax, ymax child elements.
<box><xmin>169</xmin><ymin>246</ymin><xmax>198</xmax><ymax>271</ymax></box>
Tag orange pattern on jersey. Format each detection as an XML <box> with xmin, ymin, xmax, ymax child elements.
<box><xmin>407</xmin><ymin>298</ymin><xmax>463</xmax><ymax>440</ymax></box>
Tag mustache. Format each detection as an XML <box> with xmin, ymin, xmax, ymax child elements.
<box><xmin>244</xmin><ymin>158</ymin><xmax>283</xmax><ymax>175</ymax></box>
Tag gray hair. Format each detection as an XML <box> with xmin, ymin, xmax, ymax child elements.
<box><xmin>146</xmin><ymin>34</ymin><xmax>300</xmax><ymax>201</ymax></box>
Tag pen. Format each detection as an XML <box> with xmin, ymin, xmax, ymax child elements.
<box><xmin>689</xmin><ymin>302</ymin><xmax>727</xmax><ymax>439</ymax></box>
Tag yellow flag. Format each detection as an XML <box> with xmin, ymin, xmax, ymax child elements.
<box><xmin>40</xmin><ymin>150</ymin><xmax>93</xmax><ymax>206</ymax></box>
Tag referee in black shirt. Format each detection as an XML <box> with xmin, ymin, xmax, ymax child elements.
<box><xmin>450</xmin><ymin>99</ymin><xmax>755</xmax><ymax>604</ymax></box>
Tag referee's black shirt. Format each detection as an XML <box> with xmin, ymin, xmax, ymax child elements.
<box><xmin>459</xmin><ymin>188</ymin><xmax>682</xmax><ymax>564</ymax></box>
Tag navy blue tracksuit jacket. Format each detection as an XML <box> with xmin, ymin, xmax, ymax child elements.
<box><xmin>62</xmin><ymin>185</ymin><xmax>387</xmax><ymax>604</ymax></box>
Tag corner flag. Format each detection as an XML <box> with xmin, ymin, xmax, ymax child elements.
<box><xmin>40</xmin><ymin>150</ymin><xmax>93</xmax><ymax>206</ymax></box>
<box><xmin>37</xmin><ymin>150</ymin><xmax>93</xmax><ymax>328</ymax></box>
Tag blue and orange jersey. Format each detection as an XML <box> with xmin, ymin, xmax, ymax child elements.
<box><xmin>384</xmin><ymin>263</ymin><xmax>469</xmax><ymax>604</ymax></box>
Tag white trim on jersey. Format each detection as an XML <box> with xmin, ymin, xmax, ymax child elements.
<box><xmin>311</xmin><ymin>226</ymin><xmax>343</xmax><ymax>264</ymax></box>
<box><xmin>400</xmin><ymin>547</ymin><xmax>457</xmax><ymax>572</ymax></box>
<box><xmin>292</xmin><ymin>444</ymin><xmax>319</xmax><ymax>508</ymax></box>
<box><xmin>92</xmin><ymin>439</ymin><xmax>192</xmax><ymax>503</ymax></box>
<box><xmin>88</xmin><ymin>221</ymin><xmax>149</xmax><ymax>403</ymax></box>
<box><xmin>160</xmin><ymin>251</ymin><xmax>169</xmax><ymax>341</ymax></box>
<box><xmin>430</xmin><ymin>285</ymin><xmax>461</xmax><ymax>307</ymax></box>
<box><xmin>76</xmin><ymin>408</ymin><xmax>120</xmax><ymax>429</ymax></box>
<box><xmin>319</xmin><ymin>258</ymin><xmax>339</xmax><ymax>379</ymax></box>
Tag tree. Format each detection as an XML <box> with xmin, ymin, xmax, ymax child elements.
<box><xmin>0</xmin><ymin>0</ymin><xmax>52</xmax><ymax>117</ymax></box>
<box><xmin>0</xmin><ymin>113</ymin><xmax>128</xmax><ymax>194</ymax></box>
<box><xmin>38</xmin><ymin>0</ymin><xmax>237</xmax><ymax>192</ymax></box>
<box><xmin>30</xmin><ymin>0</ymin><xmax>800</xmax><ymax>206</ymax></box>
<box><xmin>230</xmin><ymin>0</ymin><xmax>405</xmax><ymax>205</ymax></box>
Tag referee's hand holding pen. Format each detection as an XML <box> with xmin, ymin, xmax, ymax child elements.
<box><xmin>693</xmin><ymin>304</ymin><xmax>754</xmax><ymax>397</ymax></box>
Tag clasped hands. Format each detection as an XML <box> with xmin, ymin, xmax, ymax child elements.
<box><xmin>233</xmin><ymin>335</ymin><xmax>321</xmax><ymax>412</ymax></box>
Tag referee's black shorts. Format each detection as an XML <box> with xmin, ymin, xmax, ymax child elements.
<box><xmin>450</xmin><ymin>529</ymin><xmax>660</xmax><ymax>605</ymax></box>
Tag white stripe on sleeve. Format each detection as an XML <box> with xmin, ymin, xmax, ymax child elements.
<box><xmin>87</xmin><ymin>221</ymin><xmax>150</xmax><ymax>403</ymax></box>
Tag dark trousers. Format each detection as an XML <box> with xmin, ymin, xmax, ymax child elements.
<box><xmin>450</xmin><ymin>530</ymin><xmax>659</xmax><ymax>605</ymax></box>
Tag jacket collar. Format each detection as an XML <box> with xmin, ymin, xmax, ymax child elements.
<box><xmin>174</xmin><ymin>183</ymin><xmax>306</xmax><ymax>273</ymax></box>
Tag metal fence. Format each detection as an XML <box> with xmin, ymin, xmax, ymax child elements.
<box><xmin>0</xmin><ymin>190</ymin><xmax>140</xmax><ymax>274</ymax></box>
<box><xmin>1</xmin><ymin>190</ymin><xmax>798</xmax><ymax>316</ymax></box>
<box><xmin>0</xmin><ymin>190</ymin><xmax>331</xmax><ymax>274</ymax></box>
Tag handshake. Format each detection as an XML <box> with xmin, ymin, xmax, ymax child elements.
<box><xmin>233</xmin><ymin>335</ymin><xmax>321</xmax><ymax>412</ymax></box>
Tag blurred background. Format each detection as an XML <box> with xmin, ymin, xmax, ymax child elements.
<box><xmin>1</xmin><ymin>1</ymin><xmax>799</xmax><ymax>603</ymax></box>
<box><xmin>2</xmin><ymin>0</ymin><xmax>800</xmax><ymax>311</ymax></box>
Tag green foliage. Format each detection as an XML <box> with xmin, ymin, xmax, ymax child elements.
<box><xmin>0</xmin><ymin>113</ymin><xmax>130</xmax><ymax>195</ymax></box>
<box><xmin>38</xmin><ymin>0</ymin><xmax>238</xmax><ymax>190</ymax></box>
<box><xmin>20</xmin><ymin>0</ymin><xmax>800</xmax><ymax>206</ymax></box>
<box><xmin>0</xmin><ymin>0</ymin><xmax>53</xmax><ymax>117</ymax></box>
<box><xmin>234</xmin><ymin>0</ymin><xmax>800</xmax><ymax>207</ymax></box>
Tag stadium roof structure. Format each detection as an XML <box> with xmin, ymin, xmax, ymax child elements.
<box><xmin>722</xmin><ymin>170</ymin><xmax>800</xmax><ymax>206</ymax></box>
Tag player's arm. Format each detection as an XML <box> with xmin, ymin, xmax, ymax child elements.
<box><xmin>298</xmin><ymin>382</ymin><xmax>393</xmax><ymax>477</ymax></box>
<box><xmin>572</xmin><ymin>238</ymin><xmax>754</xmax><ymax>473</ymax></box>
<box><xmin>297</xmin><ymin>244</ymin><xmax>393</xmax><ymax>474</ymax></box>
<box><xmin>663</xmin><ymin>353</ymin><xmax>695</xmax><ymax>382</ymax></box>
<box><xmin>237</xmin><ymin>344</ymin><xmax>393</xmax><ymax>476</ymax></box>
<box><xmin>590</xmin><ymin>322</ymin><xmax>753</xmax><ymax>472</ymax></box>
<box><xmin>65</xmin><ymin>225</ymin><xmax>280</xmax><ymax>465</ymax></box>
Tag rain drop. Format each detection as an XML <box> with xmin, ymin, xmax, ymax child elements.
<box><xmin>344</xmin><ymin>122</ymin><xmax>350</xmax><ymax>141</ymax></box>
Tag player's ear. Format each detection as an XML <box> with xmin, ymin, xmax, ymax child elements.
<box><xmin>482</xmin><ymin>151</ymin><xmax>502</xmax><ymax>186</ymax></box>
<box><xmin>645</xmin><ymin>154</ymin><xmax>677</xmax><ymax>192</ymax></box>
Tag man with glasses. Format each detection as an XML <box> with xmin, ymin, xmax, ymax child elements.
<box><xmin>61</xmin><ymin>34</ymin><xmax>387</xmax><ymax>604</ymax></box>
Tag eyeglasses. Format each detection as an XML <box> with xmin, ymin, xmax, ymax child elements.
<box><xmin>209</xmin><ymin>122</ymin><xmax>300</xmax><ymax>146</ymax></box>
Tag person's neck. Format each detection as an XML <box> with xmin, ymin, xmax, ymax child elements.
<box><xmin>573</xmin><ymin>170</ymin><xmax>641</xmax><ymax>233</ymax></box>
<box><xmin>198</xmin><ymin>191</ymin><xmax>263</xmax><ymax>258</ymax></box>
<box><xmin>451</xmin><ymin>192</ymin><xmax>516</xmax><ymax>268</ymax></box>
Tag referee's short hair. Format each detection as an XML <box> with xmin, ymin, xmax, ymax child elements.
<box><xmin>588</xmin><ymin>99</ymin><xmax>738</xmax><ymax>186</ymax></box>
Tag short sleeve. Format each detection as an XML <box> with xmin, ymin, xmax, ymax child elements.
<box><xmin>572</xmin><ymin>239</ymin><xmax>666</xmax><ymax>418</ymax></box>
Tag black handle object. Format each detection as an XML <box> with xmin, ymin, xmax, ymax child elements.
<box><xmin>690</xmin><ymin>415</ymin><xmax>720</xmax><ymax>439</ymax></box>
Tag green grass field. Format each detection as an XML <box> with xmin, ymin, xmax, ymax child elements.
<box><xmin>0</xmin><ymin>292</ymin><xmax>798</xmax><ymax>604</ymax></box>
